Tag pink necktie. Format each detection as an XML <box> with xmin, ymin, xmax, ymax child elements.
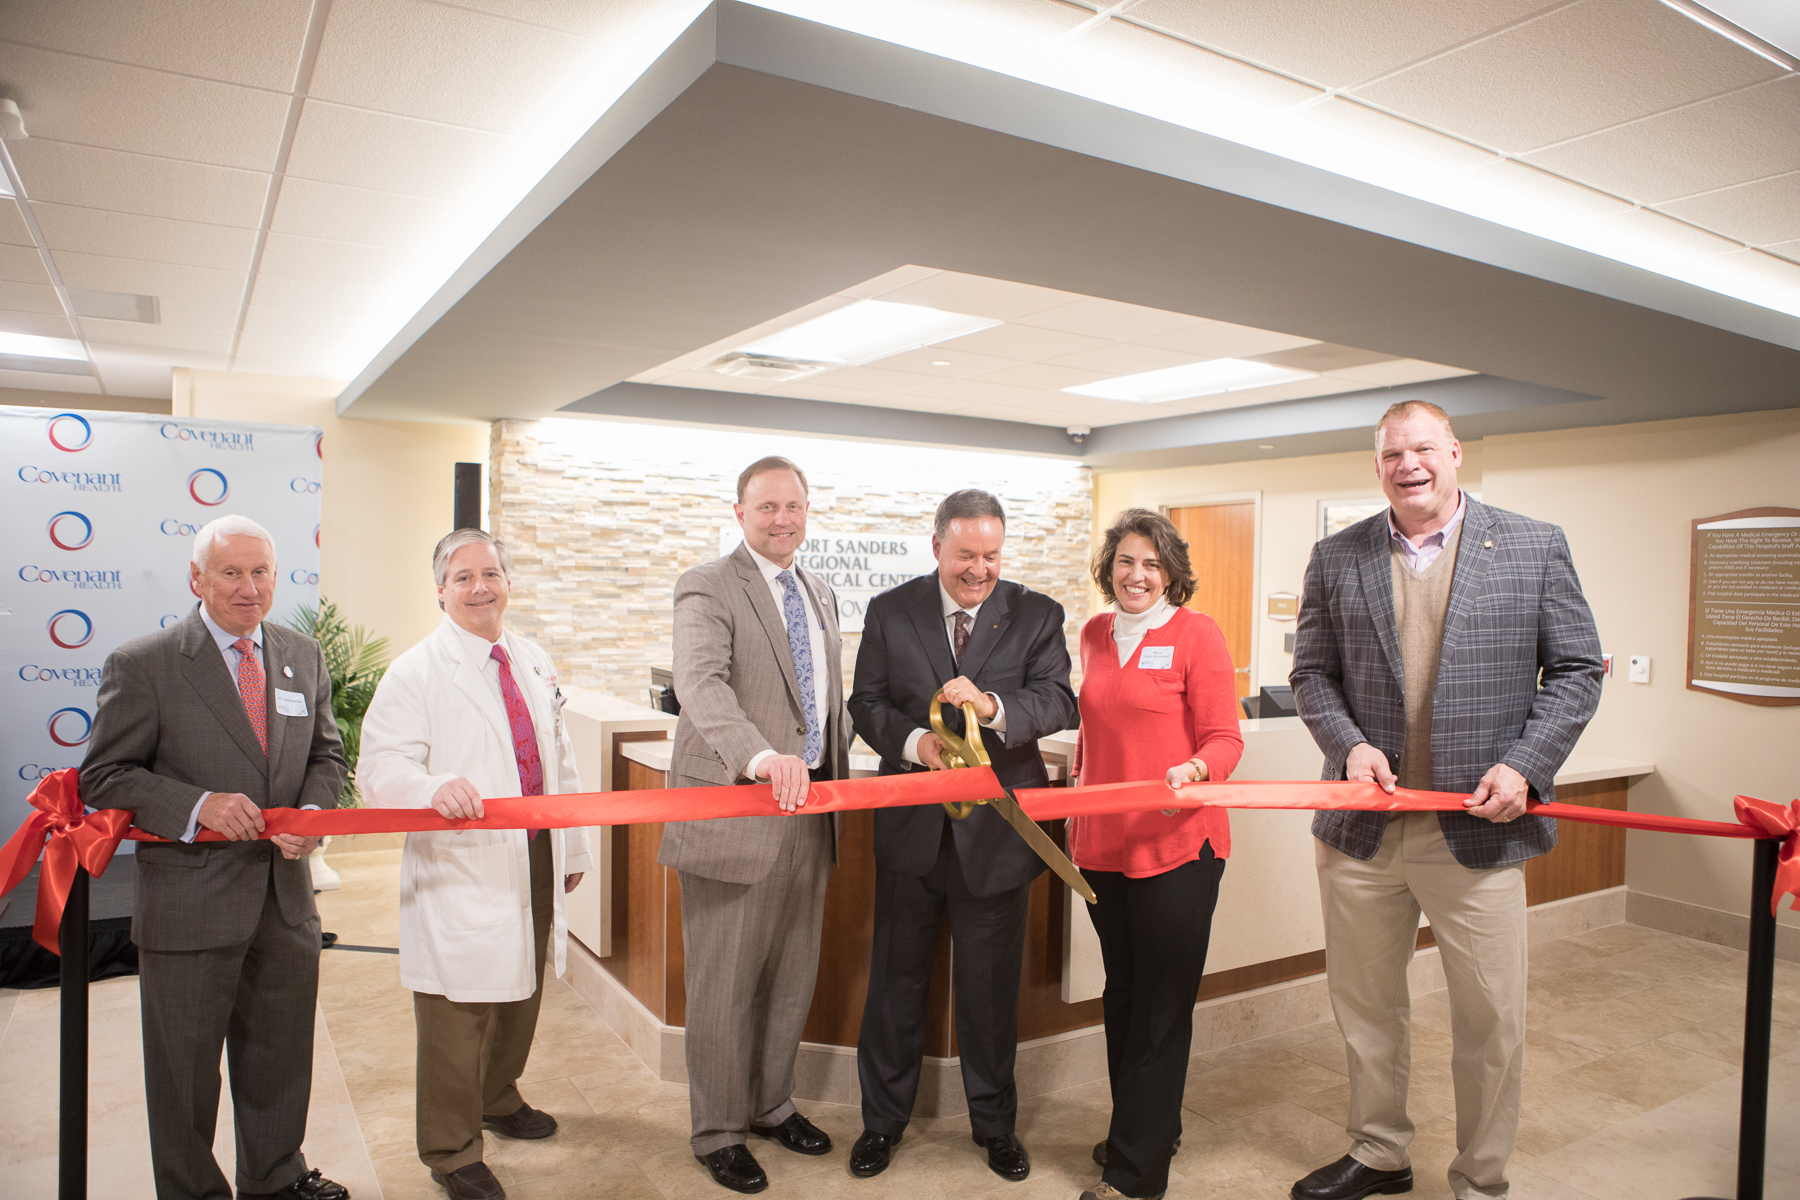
<box><xmin>232</xmin><ymin>637</ymin><xmax>267</xmax><ymax>757</ymax></box>
<box><xmin>490</xmin><ymin>644</ymin><xmax>543</xmax><ymax>839</ymax></box>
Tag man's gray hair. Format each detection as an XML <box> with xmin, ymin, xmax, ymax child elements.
<box><xmin>934</xmin><ymin>489</ymin><xmax>1006</xmax><ymax>539</ymax></box>
<box><xmin>191</xmin><ymin>515</ymin><xmax>277</xmax><ymax>569</ymax></box>
<box><xmin>433</xmin><ymin>528</ymin><xmax>513</xmax><ymax>587</ymax></box>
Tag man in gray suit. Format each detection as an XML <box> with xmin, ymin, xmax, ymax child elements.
<box><xmin>1289</xmin><ymin>401</ymin><xmax>1602</xmax><ymax>1200</ymax></box>
<box><xmin>657</xmin><ymin>455</ymin><xmax>849</xmax><ymax>1194</ymax></box>
<box><xmin>82</xmin><ymin>514</ymin><xmax>350</xmax><ymax>1200</ymax></box>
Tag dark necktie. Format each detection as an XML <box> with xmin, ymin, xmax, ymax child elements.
<box><xmin>490</xmin><ymin>643</ymin><xmax>543</xmax><ymax>839</ymax></box>
<box><xmin>953</xmin><ymin>610</ymin><xmax>972</xmax><ymax>666</ymax></box>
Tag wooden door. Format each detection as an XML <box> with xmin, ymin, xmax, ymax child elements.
<box><xmin>1169</xmin><ymin>502</ymin><xmax>1255</xmax><ymax>698</ymax></box>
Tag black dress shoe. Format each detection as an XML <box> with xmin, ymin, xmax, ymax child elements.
<box><xmin>696</xmin><ymin>1144</ymin><xmax>768</xmax><ymax>1194</ymax></box>
<box><xmin>482</xmin><ymin>1102</ymin><xmax>557</xmax><ymax>1139</ymax></box>
<box><xmin>750</xmin><ymin>1111</ymin><xmax>832</xmax><ymax>1155</ymax></box>
<box><xmin>1292</xmin><ymin>1154</ymin><xmax>1413</xmax><ymax>1200</ymax></box>
<box><xmin>252</xmin><ymin>1169</ymin><xmax>351</xmax><ymax>1200</ymax></box>
<box><xmin>973</xmin><ymin>1131</ymin><xmax>1031</xmax><ymax>1181</ymax></box>
<box><xmin>1092</xmin><ymin>1134</ymin><xmax>1181</xmax><ymax>1167</ymax></box>
<box><xmin>848</xmin><ymin>1130</ymin><xmax>899</xmax><ymax>1178</ymax></box>
<box><xmin>428</xmin><ymin>1162</ymin><xmax>503</xmax><ymax>1200</ymax></box>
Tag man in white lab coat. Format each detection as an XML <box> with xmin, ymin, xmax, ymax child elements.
<box><xmin>360</xmin><ymin>529</ymin><xmax>593</xmax><ymax>1200</ymax></box>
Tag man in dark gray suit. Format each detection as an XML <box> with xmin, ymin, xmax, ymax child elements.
<box><xmin>1289</xmin><ymin>401</ymin><xmax>1602</xmax><ymax>1200</ymax></box>
<box><xmin>847</xmin><ymin>489</ymin><xmax>1079</xmax><ymax>1183</ymax></box>
<box><xmin>82</xmin><ymin>515</ymin><xmax>349</xmax><ymax>1200</ymax></box>
<box><xmin>658</xmin><ymin>456</ymin><xmax>849</xmax><ymax>1194</ymax></box>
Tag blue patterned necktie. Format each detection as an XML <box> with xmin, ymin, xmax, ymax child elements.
<box><xmin>777</xmin><ymin>569</ymin><xmax>823</xmax><ymax>766</ymax></box>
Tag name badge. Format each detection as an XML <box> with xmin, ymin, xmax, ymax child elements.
<box><xmin>1138</xmin><ymin>646</ymin><xmax>1174</xmax><ymax>670</ymax></box>
<box><xmin>274</xmin><ymin>689</ymin><xmax>308</xmax><ymax>717</ymax></box>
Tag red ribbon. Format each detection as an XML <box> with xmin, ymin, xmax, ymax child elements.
<box><xmin>5</xmin><ymin>767</ymin><xmax>1795</xmax><ymax>956</ymax></box>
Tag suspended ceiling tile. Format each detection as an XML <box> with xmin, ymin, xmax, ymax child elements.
<box><xmin>0</xmin><ymin>280</ymin><xmax>64</xmax><ymax>314</ymax></box>
<box><xmin>156</xmin><ymin>297</ymin><xmax>245</xmax><ymax>332</ymax></box>
<box><xmin>0</xmin><ymin>244</ymin><xmax>50</xmax><ymax>286</ymax></box>
<box><xmin>284</xmin><ymin>100</ymin><xmax>515</xmax><ymax>200</ymax></box>
<box><xmin>1297</xmin><ymin>97</ymin><xmax>1497</xmax><ymax>170</ymax></box>
<box><xmin>232</xmin><ymin>330</ymin><xmax>344</xmax><ymax>366</ymax></box>
<box><xmin>655</xmin><ymin>369</ymin><xmax>775</xmax><ymax>394</ymax></box>
<box><xmin>1</xmin><ymin>0</ymin><xmax>312</xmax><ymax>90</ymax></box>
<box><xmin>239</xmin><ymin>306</ymin><xmax>365</xmax><ymax>342</ymax></box>
<box><xmin>32</xmin><ymin>203</ymin><xmax>256</xmax><ymax>272</ymax></box>
<box><xmin>269</xmin><ymin>177</ymin><xmax>460</xmax><ymax>249</ymax></box>
<box><xmin>1124</xmin><ymin>0</ymin><xmax>1555</xmax><ymax>91</ymax></box>
<box><xmin>1767</xmin><ymin>239</ymin><xmax>1800</xmax><ymax>265</ymax></box>
<box><xmin>1074</xmin><ymin>17</ymin><xmax>1324</xmax><ymax>110</ymax></box>
<box><xmin>1014</xmin><ymin>297</ymin><xmax>1199</xmax><ymax>341</ymax></box>
<box><xmin>52</xmin><ymin>252</ymin><xmax>247</xmax><ymax>307</ymax></box>
<box><xmin>934</xmin><ymin>322</ymin><xmax>1111</xmax><ymax>361</ymax></box>
<box><xmin>1044</xmin><ymin>342</ymin><xmax>1199</xmax><ymax>374</ymax></box>
<box><xmin>79</xmin><ymin>319</ymin><xmax>235</xmax><ymax>354</ymax></box>
<box><xmin>972</xmin><ymin>361</ymin><xmax>1112</xmax><ymax>390</ymax></box>
<box><xmin>0</xmin><ymin>368</ymin><xmax>101</xmax><ymax>393</ymax></box>
<box><xmin>871</xmin><ymin>271</ymin><xmax>1083</xmax><ymax>321</ymax></box>
<box><xmin>309</xmin><ymin>0</ymin><xmax>597</xmax><ymax>136</ymax></box>
<box><xmin>1657</xmin><ymin>172</ymin><xmax>1800</xmax><ymax>247</ymax></box>
<box><xmin>824</xmin><ymin>365</ymin><xmax>953</xmax><ymax>394</ymax></box>
<box><xmin>1229</xmin><ymin>376</ymin><xmax>1365</xmax><ymax>401</ymax></box>
<box><xmin>246</xmin><ymin>273</ymin><xmax>373</xmax><ymax>315</ymax></box>
<box><xmin>5</xmin><ymin>140</ymin><xmax>269</xmax><ymax>227</ymax></box>
<box><xmin>86</xmin><ymin>351</ymin><xmax>177</xmax><ymax>399</ymax></box>
<box><xmin>1458</xmin><ymin>159</ymin><xmax>1634</xmax><ymax>217</ymax></box>
<box><xmin>1135</xmin><ymin>319</ymin><xmax>1315</xmax><ymax>358</ymax></box>
<box><xmin>1325</xmin><ymin>358</ymin><xmax>1477</xmax><ymax>386</ymax></box>
<box><xmin>902</xmin><ymin>376</ymin><xmax>1049</xmax><ymax>407</ymax></box>
<box><xmin>871</xmin><ymin>346</ymin><xmax>1027</xmax><ymax>378</ymax></box>
<box><xmin>443</xmin><ymin>0</ymin><xmax>670</xmax><ymax>38</ymax></box>
<box><xmin>1351</xmin><ymin>0</ymin><xmax>1785</xmax><ymax>154</ymax></box>
<box><xmin>1522</xmin><ymin>76</ymin><xmax>1800</xmax><ymax>204</ymax></box>
<box><xmin>0</xmin><ymin>200</ymin><xmax>32</xmax><ymax>246</ymax></box>
<box><xmin>257</xmin><ymin>232</ymin><xmax>408</xmax><ymax>285</ymax></box>
<box><xmin>0</xmin><ymin>309</ymin><xmax>77</xmax><ymax>338</ymax></box>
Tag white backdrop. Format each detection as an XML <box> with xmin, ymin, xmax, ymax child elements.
<box><xmin>2</xmin><ymin>407</ymin><xmax>323</xmax><ymax>840</ymax></box>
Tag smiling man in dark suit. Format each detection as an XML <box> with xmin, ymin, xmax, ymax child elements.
<box><xmin>847</xmin><ymin>488</ymin><xmax>1079</xmax><ymax>1183</ymax></box>
<box><xmin>82</xmin><ymin>514</ymin><xmax>349</xmax><ymax>1200</ymax></box>
<box><xmin>1289</xmin><ymin>401</ymin><xmax>1602</xmax><ymax>1200</ymax></box>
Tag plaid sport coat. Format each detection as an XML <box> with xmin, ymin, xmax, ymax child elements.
<box><xmin>1290</xmin><ymin>498</ymin><xmax>1603</xmax><ymax>868</ymax></box>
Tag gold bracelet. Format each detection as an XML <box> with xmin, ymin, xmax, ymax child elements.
<box><xmin>1186</xmin><ymin>757</ymin><xmax>1206</xmax><ymax>782</ymax></box>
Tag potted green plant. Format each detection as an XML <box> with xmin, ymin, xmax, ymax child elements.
<box><xmin>285</xmin><ymin>599</ymin><xmax>390</xmax><ymax>888</ymax></box>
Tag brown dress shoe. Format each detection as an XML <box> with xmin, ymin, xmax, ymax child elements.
<box><xmin>482</xmin><ymin>1102</ymin><xmax>557</xmax><ymax>1140</ymax></box>
<box><xmin>429</xmin><ymin>1162</ymin><xmax>504</xmax><ymax>1200</ymax></box>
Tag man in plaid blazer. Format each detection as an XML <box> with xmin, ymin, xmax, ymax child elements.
<box><xmin>1289</xmin><ymin>401</ymin><xmax>1602</xmax><ymax>1200</ymax></box>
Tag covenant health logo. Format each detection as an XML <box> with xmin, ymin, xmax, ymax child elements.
<box><xmin>188</xmin><ymin>468</ymin><xmax>229</xmax><ymax>505</ymax></box>
<box><xmin>47</xmin><ymin>412</ymin><xmax>92</xmax><ymax>452</ymax></box>
<box><xmin>47</xmin><ymin>609</ymin><xmax>93</xmax><ymax>649</ymax></box>
<box><xmin>47</xmin><ymin>511</ymin><xmax>93</xmax><ymax>551</ymax></box>
<box><xmin>20</xmin><ymin>665</ymin><xmax>103</xmax><ymax>688</ymax></box>
<box><xmin>17</xmin><ymin>465</ymin><xmax>122</xmax><ymax>492</ymax></box>
<box><xmin>160</xmin><ymin>422</ymin><xmax>255</xmax><ymax>450</ymax></box>
<box><xmin>47</xmin><ymin>707</ymin><xmax>92</xmax><ymax>747</ymax></box>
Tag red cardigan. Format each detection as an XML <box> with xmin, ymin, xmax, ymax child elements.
<box><xmin>1067</xmin><ymin>606</ymin><xmax>1245</xmax><ymax>877</ymax></box>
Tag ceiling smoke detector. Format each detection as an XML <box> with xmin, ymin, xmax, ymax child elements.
<box><xmin>708</xmin><ymin>352</ymin><xmax>834</xmax><ymax>383</ymax></box>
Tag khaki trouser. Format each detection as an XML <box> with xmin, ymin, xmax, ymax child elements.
<box><xmin>413</xmin><ymin>833</ymin><xmax>554</xmax><ymax>1173</ymax></box>
<box><xmin>1315</xmin><ymin>813</ymin><xmax>1527</xmax><ymax>1200</ymax></box>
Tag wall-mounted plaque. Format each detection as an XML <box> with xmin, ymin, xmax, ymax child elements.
<box><xmin>1687</xmin><ymin>507</ymin><xmax>1800</xmax><ymax>707</ymax></box>
<box><xmin>1266</xmin><ymin>591</ymin><xmax>1299</xmax><ymax>620</ymax></box>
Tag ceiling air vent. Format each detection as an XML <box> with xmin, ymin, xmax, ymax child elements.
<box><xmin>708</xmin><ymin>352</ymin><xmax>833</xmax><ymax>383</ymax></box>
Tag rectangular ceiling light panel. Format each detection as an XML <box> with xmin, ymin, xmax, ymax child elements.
<box><xmin>1065</xmin><ymin>357</ymin><xmax>1317</xmax><ymax>403</ymax></box>
<box><xmin>739</xmin><ymin>299</ymin><xmax>1001</xmax><ymax>366</ymax></box>
<box><xmin>69</xmin><ymin>288</ymin><xmax>160</xmax><ymax>324</ymax></box>
<box><xmin>0</xmin><ymin>331</ymin><xmax>86</xmax><ymax>361</ymax></box>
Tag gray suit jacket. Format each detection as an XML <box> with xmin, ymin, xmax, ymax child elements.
<box><xmin>657</xmin><ymin>544</ymin><xmax>850</xmax><ymax>885</ymax></box>
<box><xmin>81</xmin><ymin>606</ymin><xmax>347</xmax><ymax>951</ymax></box>
<box><xmin>1290</xmin><ymin>499</ymin><xmax>1603</xmax><ymax>868</ymax></box>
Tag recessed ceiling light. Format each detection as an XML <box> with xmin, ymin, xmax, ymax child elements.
<box><xmin>70</xmin><ymin>288</ymin><xmax>159</xmax><ymax>324</ymax></box>
<box><xmin>1064</xmin><ymin>358</ymin><xmax>1316</xmax><ymax>404</ymax></box>
<box><xmin>1259</xmin><ymin>444</ymin><xmax>1275</xmax><ymax>450</ymax></box>
<box><xmin>0</xmin><ymin>331</ymin><xmax>85</xmax><ymax>360</ymax></box>
<box><xmin>931</xmin><ymin>359</ymin><xmax>952</xmax><ymax>367</ymax></box>
<box><xmin>739</xmin><ymin>300</ymin><xmax>1000</xmax><ymax>367</ymax></box>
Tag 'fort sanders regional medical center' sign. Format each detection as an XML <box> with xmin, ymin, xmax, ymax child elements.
<box><xmin>719</xmin><ymin>528</ymin><xmax>934</xmax><ymax>633</ymax></box>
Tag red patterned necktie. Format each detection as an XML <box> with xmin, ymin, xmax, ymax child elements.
<box><xmin>231</xmin><ymin>637</ymin><xmax>267</xmax><ymax>756</ymax></box>
<box><xmin>953</xmin><ymin>611</ymin><xmax>972</xmax><ymax>665</ymax></box>
<box><xmin>490</xmin><ymin>643</ymin><xmax>543</xmax><ymax>839</ymax></box>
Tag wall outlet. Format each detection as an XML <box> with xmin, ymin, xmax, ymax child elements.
<box><xmin>1628</xmin><ymin>655</ymin><xmax>1650</xmax><ymax>684</ymax></box>
<box><xmin>1284</xmin><ymin>632</ymin><xmax>1295</xmax><ymax>654</ymax></box>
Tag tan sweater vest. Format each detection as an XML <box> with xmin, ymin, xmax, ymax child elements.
<box><xmin>1390</xmin><ymin>521</ymin><xmax>1463</xmax><ymax>792</ymax></box>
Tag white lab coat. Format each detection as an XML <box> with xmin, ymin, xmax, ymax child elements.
<box><xmin>359</xmin><ymin>616</ymin><xmax>594</xmax><ymax>1003</ymax></box>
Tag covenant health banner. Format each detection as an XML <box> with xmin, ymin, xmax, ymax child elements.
<box><xmin>1</xmin><ymin>407</ymin><xmax>322</xmax><ymax>840</ymax></box>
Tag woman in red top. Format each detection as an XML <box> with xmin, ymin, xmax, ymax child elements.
<box><xmin>1070</xmin><ymin>508</ymin><xmax>1244</xmax><ymax>1200</ymax></box>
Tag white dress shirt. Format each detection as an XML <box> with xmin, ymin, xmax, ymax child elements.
<box><xmin>1112</xmin><ymin>595</ymin><xmax>1177</xmax><ymax>666</ymax></box>
<box><xmin>1388</xmin><ymin>490</ymin><xmax>1467</xmax><ymax>573</ymax></box>
<box><xmin>901</xmin><ymin>581</ymin><xmax>1007</xmax><ymax>765</ymax></box>
<box><xmin>743</xmin><ymin>544</ymin><xmax>829</xmax><ymax>777</ymax></box>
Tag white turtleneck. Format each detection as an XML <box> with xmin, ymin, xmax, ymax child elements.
<box><xmin>1112</xmin><ymin>595</ymin><xmax>1177</xmax><ymax>666</ymax></box>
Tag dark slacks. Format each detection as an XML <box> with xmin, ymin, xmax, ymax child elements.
<box><xmin>413</xmin><ymin>832</ymin><xmax>554</xmax><ymax>1173</ymax></box>
<box><xmin>857</xmin><ymin>823</ymin><xmax>1032</xmax><ymax>1139</ymax></box>
<box><xmin>138</xmin><ymin>869</ymin><xmax>321</xmax><ymax>1200</ymax></box>
<box><xmin>1085</xmin><ymin>846</ymin><xmax>1226</xmax><ymax>1199</ymax></box>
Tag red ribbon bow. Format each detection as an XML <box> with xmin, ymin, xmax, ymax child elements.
<box><xmin>0</xmin><ymin>768</ymin><xmax>134</xmax><ymax>954</ymax></box>
<box><xmin>1734</xmin><ymin>795</ymin><xmax>1800</xmax><ymax>916</ymax></box>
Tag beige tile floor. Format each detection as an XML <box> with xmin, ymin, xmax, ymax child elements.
<box><xmin>2</xmin><ymin>847</ymin><xmax>1796</xmax><ymax>1200</ymax></box>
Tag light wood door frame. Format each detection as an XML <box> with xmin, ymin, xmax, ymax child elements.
<box><xmin>1160</xmin><ymin>491</ymin><xmax>1262</xmax><ymax>699</ymax></box>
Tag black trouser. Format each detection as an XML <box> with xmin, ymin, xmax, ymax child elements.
<box><xmin>857</xmin><ymin>823</ymin><xmax>1032</xmax><ymax>1139</ymax></box>
<box><xmin>1084</xmin><ymin>846</ymin><xmax>1226</xmax><ymax>1199</ymax></box>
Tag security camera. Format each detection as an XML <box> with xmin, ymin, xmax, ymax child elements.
<box><xmin>1066</xmin><ymin>424</ymin><xmax>1090</xmax><ymax>445</ymax></box>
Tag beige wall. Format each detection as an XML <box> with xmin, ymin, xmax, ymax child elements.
<box><xmin>1095</xmin><ymin>409</ymin><xmax>1796</xmax><ymax>931</ymax></box>
<box><xmin>178</xmin><ymin>369</ymin><xmax>489</xmax><ymax>656</ymax></box>
<box><xmin>0</xmin><ymin>385</ymin><xmax>169</xmax><ymax>414</ymax></box>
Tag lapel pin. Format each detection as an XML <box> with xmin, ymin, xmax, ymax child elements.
<box><xmin>282</xmin><ymin>665</ymin><xmax>293</xmax><ymax>678</ymax></box>
<box><xmin>1484</xmin><ymin>540</ymin><xmax>1493</xmax><ymax>549</ymax></box>
<box><xmin>533</xmin><ymin>665</ymin><xmax>541</xmax><ymax>675</ymax></box>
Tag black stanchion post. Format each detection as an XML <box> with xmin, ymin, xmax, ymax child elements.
<box><xmin>58</xmin><ymin>864</ymin><xmax>90</xmax><ymax>1200</ymax></box>
<box><xmin>1735</xmin><ymin>837</ymin><xmax>1779</xmax><ymax>1200</ymax></box>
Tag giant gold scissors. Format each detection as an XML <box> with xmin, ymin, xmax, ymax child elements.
<box><xmin>929</xmin><ymin>697</ymin><xmax>1097</xmax><ymax>905</ymax></box>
